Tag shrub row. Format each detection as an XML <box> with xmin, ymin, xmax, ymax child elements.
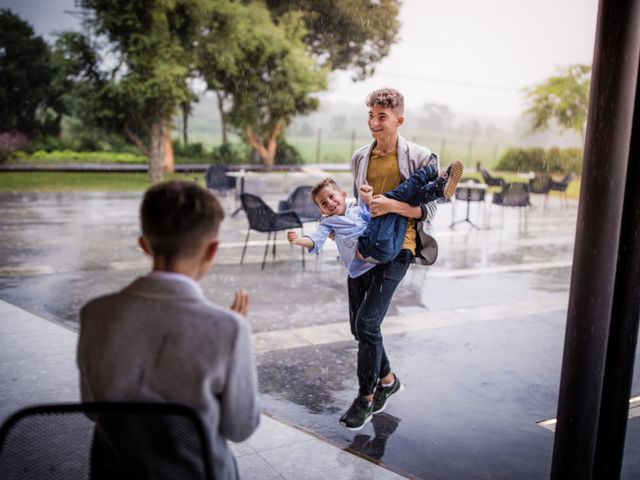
<box><xmin>496</xmin><ymin>147</ymin><xmax>583</xmax><ymax>174</ymax></box>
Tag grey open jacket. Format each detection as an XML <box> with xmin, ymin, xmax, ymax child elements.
<box><xmin>351</xmin><ymin>135</ymin><xmax>439</xmax><ymax>265</ymax></box>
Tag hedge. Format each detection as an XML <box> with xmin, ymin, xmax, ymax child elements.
<box><xmin>496</xmin><ymin>147</ymin><xmax>583</xmax><ymax>174</ymax></box>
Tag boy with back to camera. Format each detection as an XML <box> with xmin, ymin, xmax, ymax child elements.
<box><xmin>287</xmin><ymin>158</ymin><xmax>463</xmax><ymax>278</ymax></box>
<box><xmin>77</xmin><ymin>180</ymin><xmax>259</xmax><ymax>480</ymax></box>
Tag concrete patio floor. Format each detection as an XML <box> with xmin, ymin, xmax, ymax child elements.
<box><xmin>0</xmin><ymin>176</ymin><xmax>638</xmax><ymax>479</ymax></box>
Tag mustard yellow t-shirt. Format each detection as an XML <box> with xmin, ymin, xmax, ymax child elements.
<box><xmin>366</xmin><ymin>150</ymin><xmax>416</xmax><ymax>255</ymax></box>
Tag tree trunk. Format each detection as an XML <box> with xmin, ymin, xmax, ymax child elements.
<box><xmin>216</xmin><ymin>91</ymin><xmax>228</xmax><ymax>146</ymax></box>
<box><xmin>181</xmin><ymin>102</ymin><xmax>189</xmax><ymax>145</ymax></box>
<box><xmin>243</xmin><ymin>118</ymin><xmax>283</xmax><ymax>171</ymax></box>
<box><xmin>148</xmin><ymin>121</ymin><xmax>166</xmax><ymax>183</ymax></box>
<box><xmin>163</xmin><ymin>126</ymin><xmax>174</xmax><ymax>174</ymax></box>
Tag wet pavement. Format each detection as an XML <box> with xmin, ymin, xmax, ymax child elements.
<box><xmin>1</xmin><ymin>179</ymin><xmax>639</xmax><ymax>479</ymax></box>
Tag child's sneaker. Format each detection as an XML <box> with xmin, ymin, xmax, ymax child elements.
<box><xmin>442</xmin><ymin>160</ymin><xmax>464</xmax><ymax>198</ymax></box>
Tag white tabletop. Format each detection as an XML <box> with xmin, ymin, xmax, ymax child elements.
<box><xmin>457</xmin><ymin>181</ymin><xmax>488</xmax><ymax>190</ymax></box>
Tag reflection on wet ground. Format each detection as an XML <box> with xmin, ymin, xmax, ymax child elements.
<box><xmin>1</xmin><ymin>189</ymin><xmax>639</xmax><ymax>479</ymax></box>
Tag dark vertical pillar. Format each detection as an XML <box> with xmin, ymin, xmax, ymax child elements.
<box><xmin>593</xmin><ymin>53</ymin><xmax>640</xmax><ymax>479</ymax></box>
<box><xmin>550</xmin><ymin>0</ymin><xmax>640</xmax><ymax>478</ymax></box>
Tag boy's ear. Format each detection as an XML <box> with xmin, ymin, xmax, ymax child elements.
<box><xmin>204</xmin><ymin>239</ymin><xmax>219</xmax><ymax>263</ymax></box>
<box><xmin>341</xmin><ymin>190</ymin><xmax>347</xmax><ymax>199</ymax></box>
<box><xmin>397</xmin><ymin>115</ymin><xmax>404</xmax><ymax>127</ymax></box>
<box><xmin>138</xmin><ymin>236</ymin><xmax>152</xmax><ymax>256</ymax></box>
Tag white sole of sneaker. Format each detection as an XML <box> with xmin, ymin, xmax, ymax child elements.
<box><xmin>339</xmin><ymin>412</ymin><xmax>373</xmax><ymax>431</ymax></box>
<box><xmin>372</xmin><ymin>383</ymin><xmax>405</xmax><ymax>415</ymax></box>
<box><xmin>444</xmin><ymin>160</ymin><xmax>464</xmax><ymax>198</ymax></box>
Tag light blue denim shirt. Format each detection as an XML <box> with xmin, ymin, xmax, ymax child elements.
<box><xmin>305</xmin><ymin>201</ymin><xmax>375</xmax><ymax>278</ymax></box>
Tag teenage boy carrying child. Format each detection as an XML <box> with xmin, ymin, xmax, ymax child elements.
<box><xmin>287</xmin><ymin>159</ymin><xmax>463</xmax><ymax>278</ymax></box>
<box><xmin>77</xmin><ymin>180</ymin><xmax>259</xmax><ymax>480</ymax></box>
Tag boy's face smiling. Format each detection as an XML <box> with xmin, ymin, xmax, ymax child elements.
<box><xmin>368</xmin><ymin>104</ymin><xmax>404</xmax><ymax>143</ymax></box>
<box><xmin>314</xmin><ymin>186</ymin><xmax>347</xmax><ymax>216</ymax></box>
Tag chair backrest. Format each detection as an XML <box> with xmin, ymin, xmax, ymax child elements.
<box><xmin>528</xmin><ymin>174</ymin><xmax>551</xmax><ymax>194</ymax></box>
<box><xmin>205</xmin><ymin>165</ymin><xmax>235</xmax><ymax>190</ymax></box>
<box><xmin>0</xmin><ymin>402</ymin><xmax>213</xmax><ymax>480</ymax></box>
<box><xmin>480</xmin><ymin>168</ymin><xmax>505</xmax><ymax>187</ymax></box>
<box><xmin>241</xmin><ymin>193</ymin><xmax>277</xmax><ymax>232</ymax></box>
<box><xmin>281</xmin><ymin>186</ymin><xmax>321</xmax><ymax>222</ymax></box>
<box><xmin>455</xmin><ymin>178</ymin><xmax>485</xmax><ymax>202</ymax></box>
<box><xmin>548</xmin><ymin>172</ymin><xmax>576</xmax><ymax>192</ymax></box>
<box><xmin>497</xmin><ymin>182</ymin><xmax>531</xmax><ymax>207</ymax></box>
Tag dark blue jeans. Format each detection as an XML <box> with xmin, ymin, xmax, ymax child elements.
<box><xmin>347</xmin><ymin>249</ymin><xmax>413</xmax><ymax>396</ymax></box>
<box><xmin>357</xmin><ymin>164</ymin><xmax>441</xmax><ymax>263</ymax></box>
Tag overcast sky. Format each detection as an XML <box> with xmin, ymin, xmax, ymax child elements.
<box><xmin>2</xmin><ymin>0</ymin><xmax>599</xmax><ymax>120</ymax></box>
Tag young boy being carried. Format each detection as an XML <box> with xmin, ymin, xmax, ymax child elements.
<box><xmin>288</xmin><ymin>159</ymin><xmax>463</xmax><ymax>277</ymax></box>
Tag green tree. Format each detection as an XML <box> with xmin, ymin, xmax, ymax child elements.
<box><xmin>197</xmin><ymin>3</ymin><xmax>327</xmax><ymax>169</ymax></box>
<box><xmin>265</xmin><ymin>0</ymin><xmax>401</xmax><ymax>79</ymax></box>
<box><xmin>74</xmin><ymin>0</ymin><xmax>203</xmax><ymax>182</ymax></box>
<box><xmin>525</xmin><ymin>64</ymin><xmax>591</xmax><ymax>140</ymax></box>
<box><xmin>0</xmin><ymin>9</ymin><xmax>58</xmax><ymax>136</ymax></box>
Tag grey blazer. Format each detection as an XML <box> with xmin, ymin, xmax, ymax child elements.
<box><xmin>351</xmin><ymin>135</ymin><xmax>439</xmax><ymax>265</ymax></box>
<box><xmin>77</xmin><ymin>275</ymin><xmax>260</xmax><ymax>480</ymax></box>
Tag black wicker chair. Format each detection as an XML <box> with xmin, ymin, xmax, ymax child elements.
<box><xmin>489</xmin><ymin>182</ymin><xmax>531</xmax><ymax>230</ymax></box>
<box><xmin>204</xmin><ymin>165</ymin><xmax>235</xmax><ymax>192</ymax></box>
<box><xmin>549</xmin><ymin>172</ymin><xmax>576</xmax><ymax>207</ymax></box>
<box><xmin>0</xmin><ymin>402</ymin><xmax>213</xmax><ymax>480</ymax></box>
<box><xmin>278</xmin><ymin>186</ymin><xmax>321</xmax><ymax>223</ymax></box>
<box><xmin>240</xmin><ymin>193</ymin><xmax>305</xmax><ymax>270</ymax></box>
<box><xmin>480</xmin><ymin>168</ymin><xmax>506</xmax><ymax>188</ymax></box>
<box><xmin>528</xmin><ymin>174</ymin><xmax>551</xmax><ymax>210</ymax></box>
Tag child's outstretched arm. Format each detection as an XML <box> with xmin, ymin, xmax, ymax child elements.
<box><xmin>287</xmin><ymin>230</ymin><xmax>315</xmax><ymax>249</ymax></box>
<box><xmin>359</xmin><ymin>184</ymin><xmax>374</xmax><ymax>205</ymax></box>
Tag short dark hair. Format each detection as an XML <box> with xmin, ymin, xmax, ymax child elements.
<box><xmin>310</xmin><ymin>177</ymin><xmax>341</xmax><ymax>205</ymax></box>
<box><xmin>366</xmin><ymin>88</ymin><xmax>404</xmax><ymax>115</ymax></box>
<box><xmin>140</xmin><ymin>180</ymin><xmax>224</xmax><ymax>261</ymax></box>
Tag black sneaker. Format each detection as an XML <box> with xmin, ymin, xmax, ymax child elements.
<box><xmin>339</xmin><ymin>396</ymin><xmax>374</xmax><ymax>431</ymax></box>
<box><xmin>442</xmin><ymin>160</ymin><xmax>464</xmax><ymax>198</ymax></box>
<box><xmin>372</xmin><ymin>375</ymin><xmax>405</xmax><ymax>414</ymax></box>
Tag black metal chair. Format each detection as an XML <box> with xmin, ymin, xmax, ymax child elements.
<box><xmin>480</xmin><ymin>168</ymin><xmax>506</xmax><ymax>188</ymax></box>
<box><xmin>0</xmin><ymin>402</ymin><xmax>214</xmax><ymax>480</ymax></box>
<box><xmin>489</xmin><ymin>182</ymin><xmax>531</xmax><ymax>230</ymax></box>
<box><xmin>240</xmin><ymin>193</ymin><xmax>305</xmax><ymax>270</ymax></box>
<box><xmin>278</xmin><ymin>186</ymin><xmax>321</xmax><ymax>223</ymax></box>
<box><xmin>528</xmin><ymin>174</ymin><xmax>551</xmax><ymax>210</ymax></box>
<box><xmin>549</xmin><ymin>172</ymin><xmax>576</xmax><ymax>207</ymax></box>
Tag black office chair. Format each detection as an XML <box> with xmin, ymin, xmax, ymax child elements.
<box><xmin>278</xmin><ymin>186</ymin><xmax>321</xmax><ymax>223</ymax></box>
<box><xmin>0</xmin><ymin>402</ymin><xmax>214</xmax><ymax>480</ymax></box>
<box><xmin>489</xmin><ymin>182</ymin><xmax>531</xmax><ymax>230</ymax></box>
<box><xmin>240</xmin><ymin>193</ymin><xmax>305</xmax><ymax>270</ymax></box>
<box><xmin>480</xmin><ymin>168</ymin><xmax>506</xmax><ymax>188</ymax></box>
<box><xmin>549</xmin><ymin>172</ymin><xmax>576</xmax><ymax>207</ymax></box>
<box><xmin>528</xmin><ymin>174</ymin><xmax>551</xmax><ymax>210</ymax></box>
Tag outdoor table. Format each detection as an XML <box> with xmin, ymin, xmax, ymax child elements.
<box><xmin>226</xmin><ymin>170</ymin><xmax>254</xmax><ymax>217</ymax></box>
<box><xmin>451</xmin><ymin>181</ymin><xmax>488</xmax><ymax>230</ymax></box>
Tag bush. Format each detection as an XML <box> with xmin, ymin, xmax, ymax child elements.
<box><xmin>275</xmin><ymin>138</ymin><xmax>304</xmax><ymax>165</ymax></box>
<box><xmin>0</xmin><ymin>131</ymin><xmax>30</xmax><ymax>163</ymax></box>
<box><xmin>172</xmin><ymin>141</ymin><xmax>206</xmax><ymax>159</ymax></box>
<box><xmin>22</xmin><ymin>150</ymin><xmax>147</xmax><ymax>164</ymax></box>
<box><xmin>211</xmin><ymin>143</ymin><xmax>248</xmax><ymax>165</ymax></box>
<box><xmin>496</xmin><ymin>147</ymin><xmax>583</xmax><ymax>174</ymax></box>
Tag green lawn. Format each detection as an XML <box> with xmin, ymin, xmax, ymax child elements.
<box><xmin>0</xmin><ymin>172</ymin><xmax>203</xmax><ymax>192</ymax></box>
<box><xmin>0</xmin><ymin>170</ymin><xmax>581</xmax><ymax>199</ymax></box>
